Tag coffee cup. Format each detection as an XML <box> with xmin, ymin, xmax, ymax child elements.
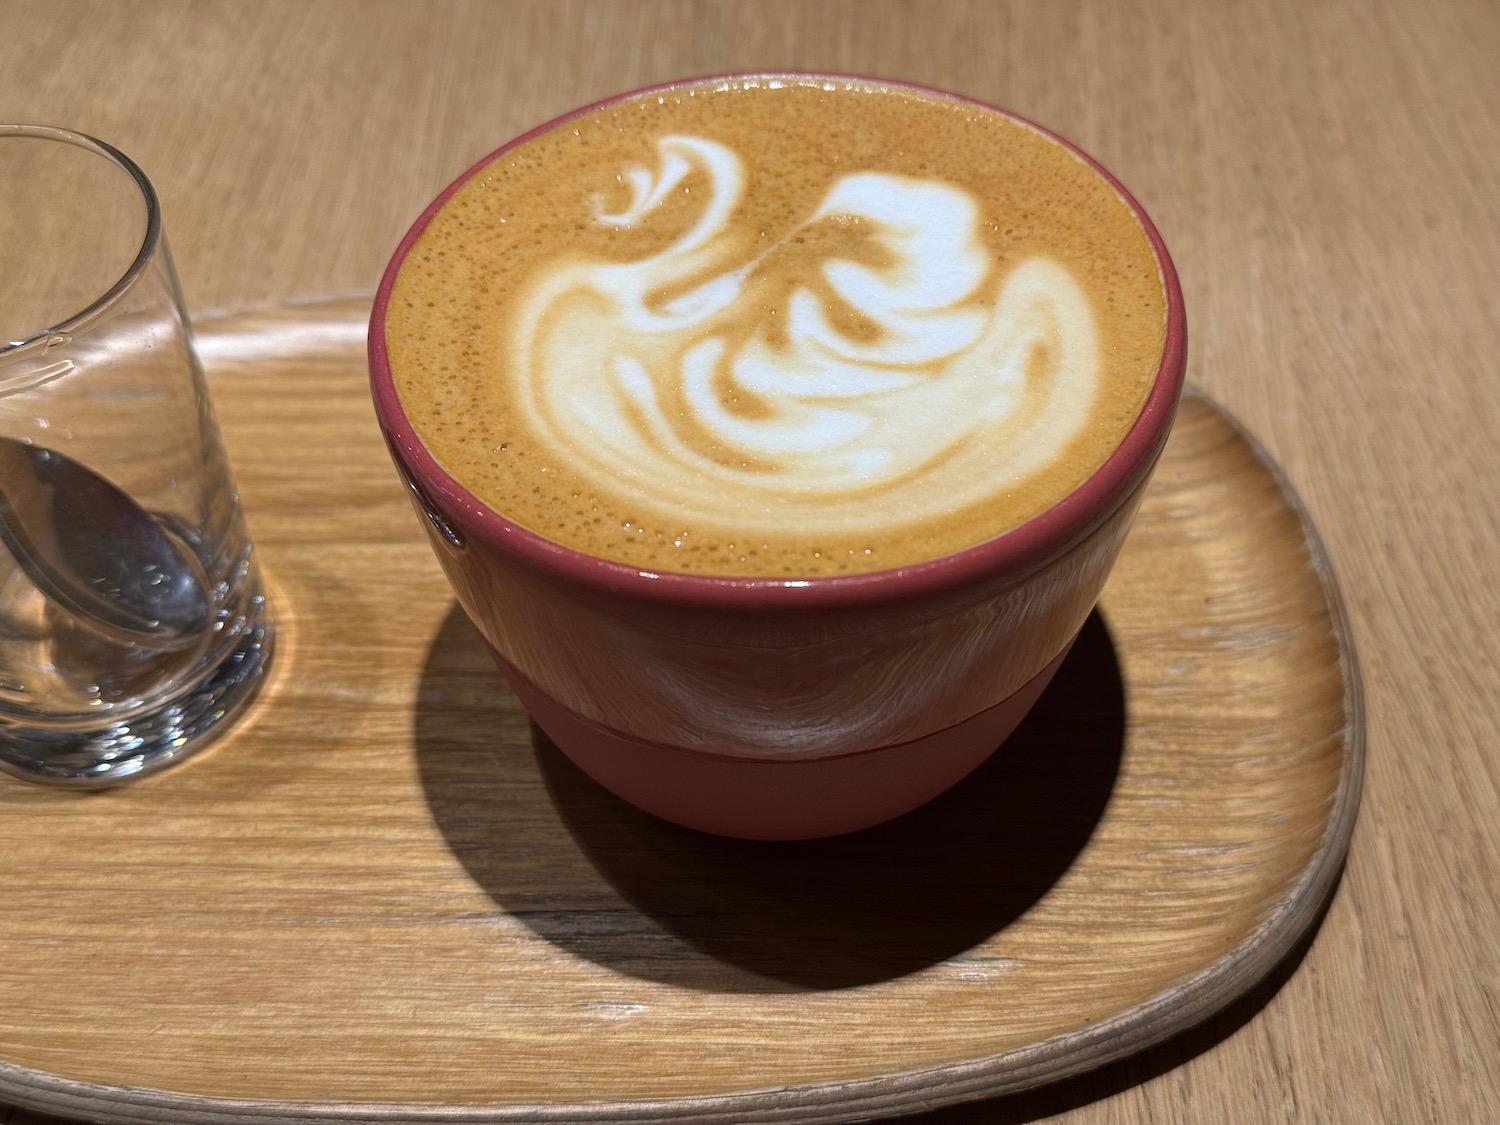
<box><xmin>369</xmin><ymin>74</ymin><xmax>1186</xmax><ymax>839</ymax></box>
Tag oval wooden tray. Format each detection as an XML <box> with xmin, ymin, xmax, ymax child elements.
<box><xmin>0</xmin><ymin>299</ymin><xmax>1362</xmax><ymax>1124</ymax></box>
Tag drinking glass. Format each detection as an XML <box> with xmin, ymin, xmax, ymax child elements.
<box><xmin>0</xmin><ymin>124</ymin><xmax>273</xmax><ymax>786</ymax></box>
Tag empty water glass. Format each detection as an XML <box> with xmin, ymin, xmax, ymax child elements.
<box><xmin>0</xmin><ymin>124</ymin><xmax>274</xmax><ymax>786</ymax></box>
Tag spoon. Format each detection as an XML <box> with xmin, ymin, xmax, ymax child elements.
<box><xmin>0</xmin><ymin>435</ymin><xmax>212</xmax><ymax>645</ymax></box>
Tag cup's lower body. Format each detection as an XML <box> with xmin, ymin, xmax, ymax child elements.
<box><xmin>493</xmin><ymin>642</ymin><xmax>1073</xmax><ymax>840</ymax></box>
<box><xmin>0</xmin><ymin>618</ymin><xmax>274</xmax><ymax>788</ymax></box>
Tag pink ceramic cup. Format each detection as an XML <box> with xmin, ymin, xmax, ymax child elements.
<box><xmin>369</xmin><ymin>75</ymin><xmax>1187</xmax><ymax>840</ymax></box>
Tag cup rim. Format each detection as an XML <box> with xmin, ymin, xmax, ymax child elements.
<box><xmin>0</xmin><ymin>124</ymin><xmax>162</xmax><ymax>357</ymax></box>
<box><xmin>368</xmin><ymin>72</ymin><xmax>1187</xmax><ymax>609</ymax></box>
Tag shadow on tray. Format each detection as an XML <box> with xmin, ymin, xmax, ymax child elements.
<box><xmin>416</xmin><ymin>604</ymin><xmax>1126</xmax><ymax>993</ymax></box>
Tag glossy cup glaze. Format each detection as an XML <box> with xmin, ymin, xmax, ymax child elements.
<box><xmin>369</xmin><ymin>75</ymin><xmax>1187</xmax><ymax>839</ymax></box>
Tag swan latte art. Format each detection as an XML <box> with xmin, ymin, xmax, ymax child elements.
<box><xmin>386</xmin><ymin>77</ymin><xmax>1168</xmax><ymax>576</ymax></box>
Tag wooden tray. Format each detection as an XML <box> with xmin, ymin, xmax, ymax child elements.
<box><xmin>0</xmin><ymin>298</ymin><xmax>1363</xmax><ymax>1124</ymax></box>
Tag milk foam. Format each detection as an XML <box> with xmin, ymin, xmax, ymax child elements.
<box><xmin>513</xmin><ymin>134</ymin><xmax>1099</xmax><ymax>536</ymax></box>
<box><xmin>386</xmin><ymin>78</ymin><xmax>1167</xmax><ymax>575</ymax></box>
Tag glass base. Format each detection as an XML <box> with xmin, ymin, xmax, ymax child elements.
<box><xmin>0</xmin><ymin>618</ymin><xmax>273</xmax><ymax>788</ymax></box>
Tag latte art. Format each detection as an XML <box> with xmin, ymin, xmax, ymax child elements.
<box><xmin>518</xmin><ymin>135</ymin><xmax>1099</xmax><ymax>534</ymax></box>
<box><xmin>385</xmin><ymin>77</ymin><xmax>1167</xmax><ymax>575</ymax></box>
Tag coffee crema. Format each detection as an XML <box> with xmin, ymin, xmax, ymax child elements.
<box><xmin>386</xmin><ymin>76</ymin><xmax>1167</xmax><ymax>576</ymax></box>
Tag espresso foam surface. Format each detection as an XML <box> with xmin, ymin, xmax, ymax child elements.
<box><xmin>386</xmin><ymin>77</ymin><xmax>1167</xmax><ymax>576</ymax></box>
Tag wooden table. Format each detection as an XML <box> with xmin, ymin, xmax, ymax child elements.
<box><xmin>2</xmin><ymin>1</ymin><xmax>1496</xmax><ymax>1121</ymax></box>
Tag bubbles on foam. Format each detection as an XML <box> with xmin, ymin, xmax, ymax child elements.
<box><xmin>386</xmin><ymin>78</ymin><xmax>1167</xmax><ymax>576</ymax></box>
<box><xmin>510</xmin><ymin>133</ymin><xmax>1102</xmax><ymax>541</ymax></box>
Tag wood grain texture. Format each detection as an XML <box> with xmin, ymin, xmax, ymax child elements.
<box><xmin>0</xmin><ymin>301</ymin><xmax>1357</xmax><ymax>1122</ymax></box>
<box><xmin>1</xmin><ymin>1</ymin><xmax>1497</xmax><ymax>1121</ymax></box>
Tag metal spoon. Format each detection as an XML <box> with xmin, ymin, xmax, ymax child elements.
<box><xmin>0</xmin><ymin>435</ymin><xmax>212</xmax><ymax>645</ymax></box>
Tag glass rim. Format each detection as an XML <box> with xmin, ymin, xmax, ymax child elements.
<box><xmin>0</xmin><ymin>123</ymin><xmax>162</xmax><ymax>357</ymax></box>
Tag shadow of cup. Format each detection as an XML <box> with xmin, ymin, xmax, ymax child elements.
<box><xmin>416</xmin><ymin>606</ymin><xmax>1125</xmax><ymax>992</ymax></box>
